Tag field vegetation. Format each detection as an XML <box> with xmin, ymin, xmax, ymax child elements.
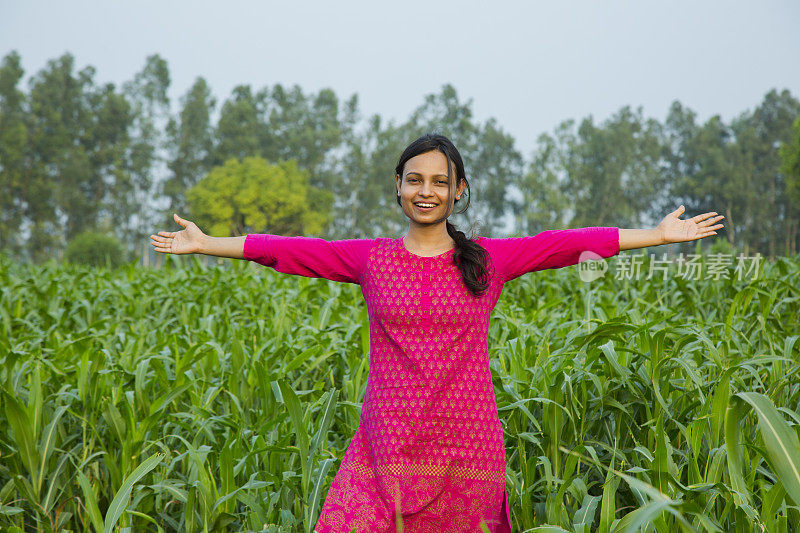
<box><xmin>1</xmin><ymin>251</ymin><xmax>799</xmax><ymax>532</ymax></box>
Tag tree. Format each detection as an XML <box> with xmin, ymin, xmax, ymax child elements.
<box><xmin>533</xmin><ymin>107</ymin><xmax>665</xmax><ymax>231</ymax></box>
<box><xmin>214</xmin><ymin>84</ymin><xmax>262</xmax><ymax>165</ymax></box>
<box><xmin>779</xmin><ymin>115</ymin><xmax>800</xmax><ymax>255</ymax></box>
<box><xmin>122</xmin><ymin>54</ymin><xmax>171</xmax><ymax>256</ymax></box>
<box><xmin>735</xmin><ymin>89</ymin><xmax>800</xmax><ymax>256</ymax></box>
<box><xmin>26</xmin><ymin>53</ymin><xmax>132</xmax><ymax>261</ymax></box>
<box><xmin>186</xmin><ymin>157</ymin><xmax>332</xmax><ymax>237</ymax></box>
<box><xmin>24</xmin><ymin>53</ymin><xmax>83</xmax><ymax>260</ymax></box>
<box><xmin>665</xmin><ymin>90</ymin><xmax>800</xmax><ymax>256</ymax></box>
<box><xmin>663</xmin><ymin>101</ymin><xmax>702</xmax><ymax>212</ymax></box>
<box><xmin>327</xmin><ymin>93</ymin><xmax>372</xmax><ymax>238</ymax></box>
<box><xmin>470</xmin><ymin>118</ymin><xmax>523</xmax><ymax>234</ymax></box>
<box><xmin>88</xmin><ymin>82</ymin><xmax>133</xmax><ymax>237</ymax></box>
<box><xmin>515</xmin><ymin>125</ymin><xmax>574</xmax><ymax>234</ymax></box>
<box><xmin>0</xmin><ymin>51</ymin><xmax>28</xmax><ymax>255</ymax></box>
<box><xmin>164</xmin><ymin>77</ymin><xmax>216</xmax><ymax>224</ymax></box>
<box><xmin>260</xmin><ymin>84</ymin><xmax>343</xmax><ymax>190</ymax></box>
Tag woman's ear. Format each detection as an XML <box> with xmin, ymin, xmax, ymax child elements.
<box><xmin>396</xmin><ymin>174</ymin><xmax>401</xmax><ymax>195</ymax></box>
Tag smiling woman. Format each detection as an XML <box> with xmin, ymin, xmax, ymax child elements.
<box><xmin>151</xmin><ymin>132</ymin><xmax>723</xmax><ymax>533</ymax></box>
<box><xmin>393</xmin><ymin>136</ymin><xmax>491</xmax><ymax>297</ymax></box>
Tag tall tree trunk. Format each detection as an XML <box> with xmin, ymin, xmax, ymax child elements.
<box><xmin>726</xmin><ymin>205</ymin><xmax>734</xmax><ymax>245</ymax></box>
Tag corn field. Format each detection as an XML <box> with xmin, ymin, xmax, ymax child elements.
<box><xmin>1</xmin><ymin>250</ymin><xmax>799</xmax><ymax>532</ymax></box>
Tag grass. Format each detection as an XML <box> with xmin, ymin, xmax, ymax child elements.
<box><xmin>0</xmin><ymin>250</ymin><xmax>799</xmax><ymax>532</ymax></box>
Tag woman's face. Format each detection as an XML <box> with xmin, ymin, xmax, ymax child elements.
<box><xmin>395</xmin><ymin>150</ymin><xmax>466</xmax><ymax>225</ymax></box>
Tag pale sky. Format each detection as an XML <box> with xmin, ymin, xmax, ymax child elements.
<box><xmin>2</xmin><ymin>0</ymin><xmax>799</xmax><ymax>155</ymax></box>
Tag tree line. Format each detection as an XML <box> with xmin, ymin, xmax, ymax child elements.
<box><xmin>1</xmin><ymin>50</ymin><xmax>799</xmax><ymax>264</ymax></box>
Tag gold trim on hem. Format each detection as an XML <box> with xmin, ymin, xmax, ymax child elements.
<box><xmin>349</xmin><ymin>462</ymin><xmax>505</xmax><ymax>483</ymax></box>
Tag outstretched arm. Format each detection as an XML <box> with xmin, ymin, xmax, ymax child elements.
<box><xmin>151</xmin><ymin>214</ymin><xmax>375</xmax><ymax>284</ymax></box>
<box><xmin>619</xmin><ymin>206</ymin><xmax>724</xmax><ymax>251</ymax></box>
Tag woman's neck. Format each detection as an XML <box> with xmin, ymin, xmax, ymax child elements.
<box><xmin>403</xmin><ymin>223</ymin><xmax>455</xmax><ymax>253</ymax></box>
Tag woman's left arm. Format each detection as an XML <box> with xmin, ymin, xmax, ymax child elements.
<box><xmin>620</xmin><ymin>206</ymin><xmax>725</xmax><ymax>251</ymax></box>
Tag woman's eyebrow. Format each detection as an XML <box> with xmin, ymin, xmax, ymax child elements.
<box><xmin>405</xmin><ymin>172</ymin><xmax>449</xmax><ymax>178</ymax></box>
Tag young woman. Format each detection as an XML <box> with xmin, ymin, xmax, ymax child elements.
<box><xmin>151</xmin><ymin>133</ymin><xmax>724</xmax><ymax>532</ymax></box>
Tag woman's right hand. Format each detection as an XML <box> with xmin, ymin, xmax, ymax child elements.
<box><xmin>150</xmin><ymin>214</ymin><xmax>206</xmax><ymax>255</ymax></box>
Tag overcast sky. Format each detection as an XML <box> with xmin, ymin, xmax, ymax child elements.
<box><xmin>2</xmin><ymin>0</ymin><xmax>799</xmax><ymax>155</ymax></box>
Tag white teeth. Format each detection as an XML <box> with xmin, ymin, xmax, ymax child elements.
<box><xmin>416</xmin><ymin>203</ymin><xmax>436</xmax><ymax>208</ymax></box>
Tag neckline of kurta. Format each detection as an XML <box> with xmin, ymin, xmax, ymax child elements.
<box><xmin>396</xmin><ymin>237</ymin><xmax>456</xmax><ymax>262</ymax></box>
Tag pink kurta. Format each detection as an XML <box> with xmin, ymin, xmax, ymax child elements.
<box><xmin>243</xmin><ymin>227</ymin><xmax>620</xmax><ymax>533</ymax></box>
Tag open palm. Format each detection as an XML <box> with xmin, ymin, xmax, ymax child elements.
<box><xmin>150</xmin><ymin>214</ymin><xmax>206</xmax><ymax>254</ymax></box>
<box><xmin>658</xmin><ymin>206</ymin><xmax>725</xmax><ymax>244</ymax></box>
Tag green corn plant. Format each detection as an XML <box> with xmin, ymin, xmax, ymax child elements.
<box><xmin>1</xmin><ymin>247</ymin><xmax>799</xmax><ymax>531</ymax></box>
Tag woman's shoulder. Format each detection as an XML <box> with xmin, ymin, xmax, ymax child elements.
<box><xmin>473</xmin><ymin>235</ymin><xmax>500</xmax><ymax>252</ymax></box>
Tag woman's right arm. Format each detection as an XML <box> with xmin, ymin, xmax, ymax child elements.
<box><xmin>151</xmin><ymin>214</ymin><xmax>245</xmax><ymax>259</ymax></box>
<box><xmin>151</xmin><ymin>215</ymin><xmax>374</xmax><ymax>285</ymax></box>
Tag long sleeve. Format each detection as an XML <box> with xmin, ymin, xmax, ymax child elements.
<box><xmin>479</xmin><ymin>227</ymin><xmax>620</xmax><ymax>282</ymax></box>
<box><xmin>243</xmin><ymin>234</ymin><xmax>376</xmax><ymax>285</ymax></box>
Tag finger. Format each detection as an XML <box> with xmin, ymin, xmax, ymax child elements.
<box><xmin>174</xmin><ymin>213</ymin><xmax>187</xmax><ymax>227</ymax></box>
<box><xmin>671</xmin><ymin>205</ymin><xmax>685</xmax><ymax>217</ymax></box>
<box><xmin>158</xmin><ymin>231</ymin><xmax>175</xmax><ymax>238</ymax></box>
<box><xmin>153</xmin><ymin>240</ymin><xmax>174</xmax><ymax>251</ymax></box>
<box><xmin>691</xmin><ymin>211</ymin><xmax>717</xmax><ymax>223</ymax></box>
<box><xmin>687</xmin><ymin>232</ymin><xmax>713</xmax><ymax>242</ymax></box>
<box><xmin>151</xmin><ymin>235</ymin><xmax>169</xmax><ymax>244</ymax></box>
<box><xmin>696</xmin><ymin>216</ymin><xmax>724</xmax><ymax>228</ymax></box>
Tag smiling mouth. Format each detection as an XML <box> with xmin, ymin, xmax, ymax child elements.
<box><xmin>414</xmin><ymin>202</ymin><xmax>438</xmax><ymax>208</ymax></box>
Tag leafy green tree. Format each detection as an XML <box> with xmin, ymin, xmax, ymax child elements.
<box><xmin>6</xmin><ymin>49</ymin><xmax>799</xmax><ymax>258</ymax></box>
<box><xmin>734</xmin><ymin>89</ymin><xmax>800</xmax><ymax>256</ymax></box>
<box><xmin>24</xmin><ymin>54</ymin><xmax>78</xmax><ymax>260</ymax></box>
<box><xmin>663</xmin><ymin>101</ymin><xmax>701</xmax><ymax>210</ymax></box>
<box><xmin>261</xmin><ymin>85</ymin><xmax>343</xmax><ymax>190</ymax></box>
<box><xmin>26</xmin><ymin>53</ymin><xmax>132</xmax><ymax>261</ymax></box>
<box><xmin>64</xmin><ymin>230</ymin><xmax>127</xmax><ymax>268</ymax></box>
<box><xmin>186</xmin><ymin>157</ymin><xmax>332</xmax><ymax>237</ymax></box>
<box><xmin>214</xmin><ymin>84</ymin><xmax>262</xmax><ymax>165</ymax></box>
<box><xmin>122</xmin><ymin>54</ymin><xmax>171</xmax><ymax>256</ymax></box>
<box><xmin>164</xmin><ymin>77</ymin><xmax>215</xmax><ymax>224</ymax></box>
<box><xmin>665</xmin><ymin>91</ymin><xmax>800</xmax><ymax>256</ymax></box>
<box><xmin>470</xmin><ymin>117</ymin><xmax>523</xmax><ymax>234</ymax></box>
<box><xmin>571</xmin><ymin>107</ymin><xmax>664</xmax><ymax>229</ymax></box>
<box><xmin>515</xmin><ymin>125</ymin><xmax>574</xmax><ymax>234</ymax></box>
<box><xmin>0</xmin><ymin>51</ymin><xmax>28</xmax><ymax>255</ymax></box>
<box><xmin>89</xmin><ymin>82</ymin><xmax>134</xmax><ymax>233</ymax></box>
<box><xmin>779</xmin><ymin>115</ymin><xmax>800</xmax><ymax>255</ymax></box>
<box><xmin>327</xmin><ymin>94</ymin><xmax>373</xmax><ymax>239</ymax></box>
<box><xmin>675</xmin><ymin>115</ymin><xmax>739</xmax><ymax>247</ymax></box>
<box><xmin>662</xmin><ymin>101</ymin><xmax>734</xmax><ymax>255</ymax></box>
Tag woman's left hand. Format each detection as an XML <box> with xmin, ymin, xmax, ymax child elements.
<box><xmin>657</xmin><ymin>205</ymin><xmax>725</xmax><ymax>244</ymax></box>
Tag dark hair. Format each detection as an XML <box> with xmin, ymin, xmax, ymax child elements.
<box><xmin>395</xmin><ymin>133</ymin><xmax>491</xmax><ymax>297</ymax></box>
